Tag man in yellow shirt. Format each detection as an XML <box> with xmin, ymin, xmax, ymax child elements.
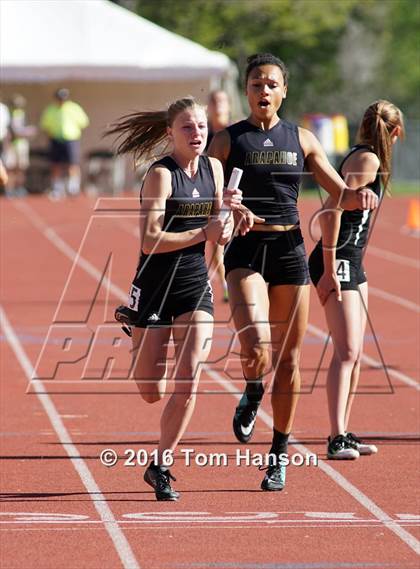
<box><xmin>40</xmin><ymin>88</ymin><xmax>89</xmax><ymax>199</ymax></box>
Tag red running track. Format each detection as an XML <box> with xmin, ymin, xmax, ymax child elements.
<box><xmin>1</xmin><ymin>193</ymin><xmax>419</xmax><ymax>569</ymax></box>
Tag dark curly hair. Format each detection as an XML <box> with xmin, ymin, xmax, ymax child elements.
<box><xmin>245</xmin><ymin>53</ymin><xmax>289</xmax><ymax>86</ymax></box>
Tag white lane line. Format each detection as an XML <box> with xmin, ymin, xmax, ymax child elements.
<box><xmin>4</xmin><ymin>523</ymin><xmax>418</xmax><ymax>534</ymax></box>
<box><xmin>306</xmin><ymin>324</ymin><xmax>420</xmax><ymax>391</ymax></box>
<box><xmin>0</xmin><ymin>307</ymin><xmax>140</xmax><ymax>569</ymax></box>
<box><xmin>14</xmin><ymin>201</ymin><xmax>128</xmax><ymax>304</ymax></box>
<box><xmin>367</xmin><ymin>245</ymin><xmax>420</xmax><ymax>269</ymax></box>
<box><xmin>204</xmin><ymin>367</ymin><xmax>420</xmax><ymax>556</ymax></box>
<box><xmin>368</xmin><ymin>286</ymin><xmax>420</xmax><ymax>313</ymax></box>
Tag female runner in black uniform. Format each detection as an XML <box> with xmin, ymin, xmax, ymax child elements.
<box><xmin>308</xmin><ymin>100</ymin><xmax>404</xmax><ymax>460</ymax></box>
<box><xmin>209</xmin><ymin>53</ymin><xmax>378</xmax><ymax>491</ymax></box>
<box><xmin>109</xmin><ymin>97</ymin><xmax>233</xmax><ymax>500</ymax></box>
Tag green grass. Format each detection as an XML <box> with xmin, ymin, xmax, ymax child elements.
<box><xmin>300</xmin><ymin>180</ymin><xmax>419</xmax><ymax>198</ymax></box>
<box><xmin>391</xmin><ymin>181</ymin><xmax>419</xmax><ymax>195</ymax></box>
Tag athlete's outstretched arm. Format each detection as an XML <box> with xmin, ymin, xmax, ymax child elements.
<box><xmin>299</xmin><ymin>128</ymin><xmax>378</xmax><ymax>211</ymax></box>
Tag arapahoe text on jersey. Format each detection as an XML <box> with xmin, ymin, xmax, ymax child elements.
<box><xmin>176</xmin><ymin>201</ymin><xmax>213</xmax><ymax>217</ymax></box>
<box><xmin>245</xmin><ymin>150</ymin><xmax>298</xmax><ymax>166</ymax></box>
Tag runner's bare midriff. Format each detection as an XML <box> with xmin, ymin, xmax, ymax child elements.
<box><xmin>250</xmin><ymin>223</ymin><xmax>298</xmax><ymax>232</ymax></box>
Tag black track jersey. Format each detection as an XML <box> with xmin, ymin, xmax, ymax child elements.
<box><xmin>225</xmin><ymin>119</ymin><xmax>305</xmax><ymax>225</ymax></box>
<box><xmin>142</xmin><ymin>155</ymin><xmax>216</xmax><ymax>256</ymax></box>
<box><xmin>336</xmin><ymin>145</ymin><xmax>381</xmax><ymax>249</ymax></box>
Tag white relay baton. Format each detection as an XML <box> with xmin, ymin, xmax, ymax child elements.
<box><xmin>219</xmin><ymin>167</ymin><xmax>243</xmax><ymax>221</ymax></box>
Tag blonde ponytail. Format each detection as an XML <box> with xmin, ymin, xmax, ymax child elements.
<box><xmin>107</xmin><ymin>110</ymin><xmax>169</xmax><ymax>163</ymax></box>
<box><xmin>106</xmin><ymin>97</ymin><xmax>205</xmax><ymax>163</ymax></box>
<box><xmin>357</xmin><ymin>100</ymin><xmax>405</xmax><ymax>192</ymax></box>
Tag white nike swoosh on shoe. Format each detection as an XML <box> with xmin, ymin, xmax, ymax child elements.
<box><xmin>241</xmin><ymin>422</ymin><xmax>255</xmax><ymax>436</ymax></box>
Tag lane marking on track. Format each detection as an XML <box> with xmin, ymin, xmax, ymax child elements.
<box><xmin>0</xmin><ymin>306</ymin><xmax>140</xmax><ymax>569</ymax></box>
<box><xmin>14</xmin><ymin>200</ymin><xmax>128</xmax><ymax>304</ymax></box>
<box><xmin>204</xmin><ymin>367</ymin><xmax>420</xmax><ymax>556</ymax></box>
<box><xmin>2</xmin><ymin>525</ymin><xmax>419</xmax><ymax>536</ymax></box>
<box><xmin>9</xmin><ymin>201</ymin><xmax>420</xmax><ymax>553</ymax></box>
<box><xmin>1</xmin><ymin>511</ymin><xmax>419</xmax><ymax>528</ymax></box>
<box><xmin>0</xmin><ymin>429</ymin><xmax>418</xmax><ymax>438</ymax></box>
<box><xmin>367</xmin><ymin>245</ymin><xmax>420</xmax><ymax>269</ymax></box>
<box><xmin>306</xmin><ymin>324</ymin><xmax>419</xmax><ymax>391</ymax></box>
<box><xmin>171</xmin><ymin>562</ymin><xmax>418</xmax><ymax>569</ymax></box>
<box><xmin>369</xmin><ymin>286</ymin><xmax>420</xmax><ymax>313</ymax></box>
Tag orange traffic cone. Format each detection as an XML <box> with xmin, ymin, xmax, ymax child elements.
<box><xmin>404</xmin><ymin>199</ymin><xmax>420</xmax><ymax>234</ymax></box>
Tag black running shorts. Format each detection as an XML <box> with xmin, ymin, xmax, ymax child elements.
<box><xmin>50</xmin><ymin>139</ymin><xmax>81</xmax><ymax>165</ymax></box>
<box><xmin>308</xmin><ymin>243</ymin><xmax>366</xmax><ymax>291</ymax></box>
<box><xmin>224</xmin><ymin>228</ymin><xmax>310</xmax><ymax>286</ymax></box>
<box><xmin>126</xmin><ymin>252</ymin><xmax>213</xmax><ymax>328</ymax></box>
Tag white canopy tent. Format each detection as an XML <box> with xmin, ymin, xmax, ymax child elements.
<box><xmin>0</xmin><ymin>0</ymin><xmax>239</xmax><ymax>191</ymax></box>
<box><xmin>0</xmin><ymin>0</ymin><xmax>232</xmax><ymax>82</ymax></box>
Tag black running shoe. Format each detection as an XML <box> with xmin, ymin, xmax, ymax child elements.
<box><xmin>114</xmin><ymin>305</ymin><xmax>134</xmax><ymax>337</ymax></box>
<box><xmin>233</xmin><ymin>392</ymin><xmax>260</xmax><ymax>443</ymax></box>
<box><xmin>143</xmin><ymin>463</ymin><xmax>180</xmax><ymax>501</ymax></box>
<box><xmin>346</xmin><ymin>432</ymin><xmax>378</xmax><ymax>455</ymax></box>
<box><xmin>260</xmin><ymin>462</ymin><xmax>286</xmax><ymax>491</ymax></box>
<box><xmin>327</xmin><ymin>435</ymin><xmax>359</xmax><ymax>460</ymax></box>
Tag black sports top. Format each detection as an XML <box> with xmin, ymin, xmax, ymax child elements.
<box><xmin>335</xmin><ymin>144</ymin><xmax>381</xmax><ymax>249</ymax></box>
<box><xmin>225</xmin><ymin>119</ymin><xmax>305</xmax><ymax>225</ymax></box>
<box><xmin>141</xmin><ymin>155</ymin><xmax>215</xmax><ymax>256</ymax></box>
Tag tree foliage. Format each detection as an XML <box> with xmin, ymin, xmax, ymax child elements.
<box><xmin>132</xmin><ymin>0</ymin><xmax>419</xmax><ymax>118</ymax></box>
<box><xmin>381</xmin><ymin>0</ymin><xmax>420</xmax><ymax>112</ymax></box>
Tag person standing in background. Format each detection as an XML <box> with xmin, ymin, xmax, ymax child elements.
<box><xmin>4</xmin><ymin>94</ymin><xmax>36</xmax><ymax>197</ymax></box>
<box><xmin>0</xmin><ymin>159</ymin><xmax>8</xmax><ymax>190</ymax></box>
<box><xmin>40</xmin><ymin>88</ymin><xmax>89</xmax><ymax>199</ymax></box>
<box><xmin>0</xmin><ymin>99</ymin><xmax>10</xmax><ymax>196</ymax></box>
<box><xmin>206</xmin><ymin>90</ymin><xmax>231</xmax><ymax>302</ymax></box>
<box><xmin>0</xmin><ymin>98</ymin><xmax>11</xmax><ymax>159</ymax></box>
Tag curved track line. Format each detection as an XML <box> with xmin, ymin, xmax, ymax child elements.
<box><xmin>367</xmin><ymin>245</ymin><xmax>420</xmax><ymax>269</ymax></box>
<box><xmin>0</xmin><ymin>306</ymin><xmax>140</xmax><ymax>569</ymax></box>
<box><xmin>205</xmin><ymin>367</ymin><xmax>420</xmax><ymax>556</ymax></box>
<box><xmin>368</xmin><ymin>286</ymin><xmax>420</xmax><ymax>313</ymax></box>
<box><xmin>306</xmin><ymin>324</ymin><xmax>419</xmax><ymax>391</ymax></box>
<box><xmin>14</xmin><ymin>201</ymin><xmax>127</xmax><ymax>303</ymax></box>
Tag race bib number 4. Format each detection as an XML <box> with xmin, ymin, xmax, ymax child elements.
<box><xmin>335</xmin><ymin>259</ymin><xmax>350</xmax><ymax>282</ymax></box>
<box><xmin>128</xmin><ymin>284</ymin><xmax>141</xmax><ymax>311</ymax></box>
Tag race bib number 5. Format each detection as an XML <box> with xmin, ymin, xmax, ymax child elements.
<box><xmin>128</xmin><ymin>284</ymin><xmax>141</xmax><ymax>311</ymax></box>
<box><xmin>335</xmin><ymin>259</ymin><xmax>350</xmax><ymax>282</ymax></box>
